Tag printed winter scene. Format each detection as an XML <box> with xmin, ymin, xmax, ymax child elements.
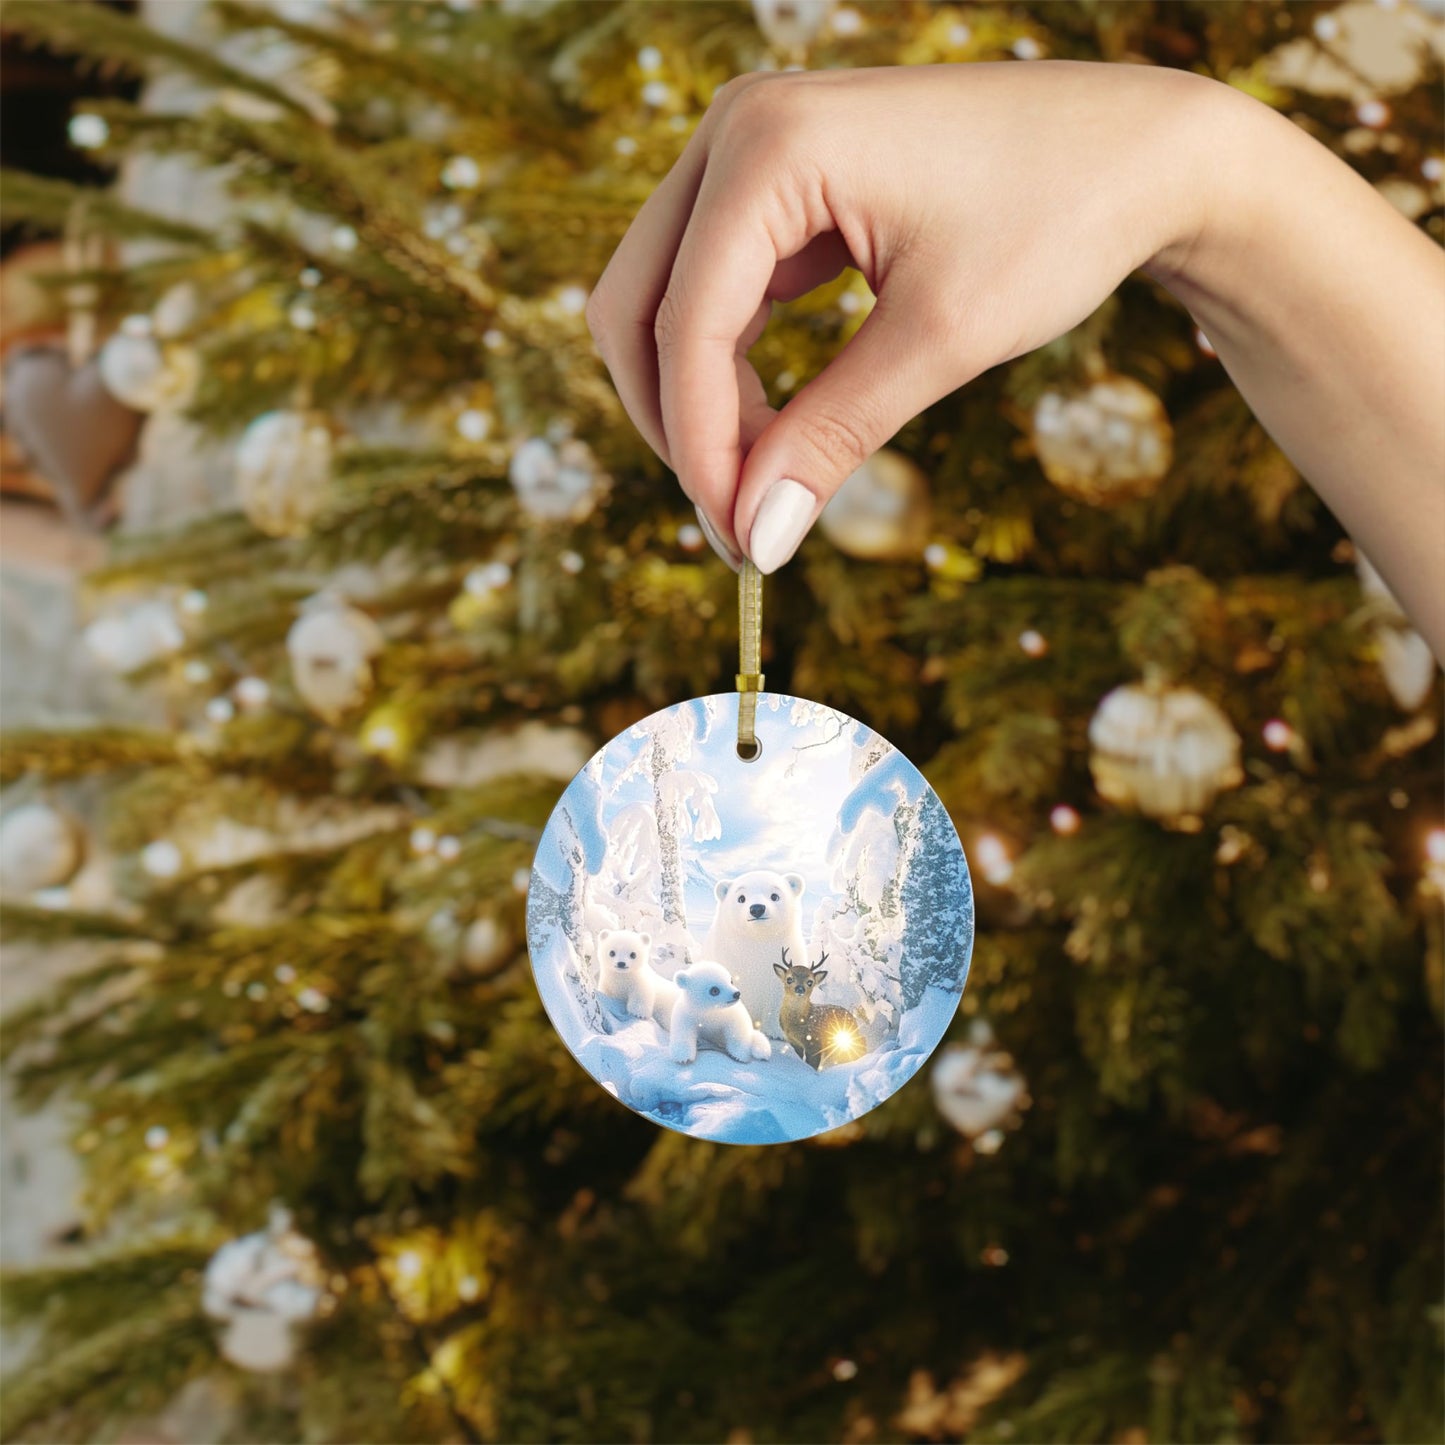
<box><xmin>526</xmin><ymin>693</ymin><xmax>975</xmax><ymax>1144</ymax></box>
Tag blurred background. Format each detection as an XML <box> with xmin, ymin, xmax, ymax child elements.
<box><xmin>0</xmin><ymin>2</ymin><xmax>1441</xmax><ymax>1442</ymax></box>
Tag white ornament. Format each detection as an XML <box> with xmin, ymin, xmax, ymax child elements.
<box><xmin>423</xmin><ymin>205</ymin><xmax>462</xmax><ymax>243</ymax></box>
<box><xmin>464</xmin><ymin>561</ymin><xmax>512</xmax><ymax>595</ymax></box>
<box><xmin>141</xmin><ymin>840</ymin><xmax>184</xmax><ymax>879</ymax></box>
<box><xmin>416</xmin><ymin>721</ymin><xmax>593</xmax><ymax>789</ymax></box>
<box><xmin>297</xmin><ymin>986</ymin><xmax>329</xmax><ymax>1013</ymax></box>
<box><xmin>234</xmin><ymin>676</ymin><xmax>271</xmax><ymax>711</ymax></box>
<box><xmin>84</xmin><ymin>599</ymin><xmax>184</xmax><ymax>674</ymax></box>
<box><xmin>508</xmin><ymin>435</ymin><xmax>604</xmax><ymax>521</ymax></box>
<box><xmin>1088</xmin><ymin>682</ymin><xmax>1243</xmax><ymax>823</ymax></box>
<box><xmin>931</xmin><ymin>1022</ymin><xmax>1029</xmax><ymax>1141</ymax></box>
<box><xmin>752</xmin><ymin>0</ymin><xmax>835</xmax><ymax>54</ymax></box>
<box><xmin>286</xmin><ymin>597</ymin><xmax>384</xmax><ymax>722</ymax></box>
<box><xmin>0</xmin><ymin>803</ymin><xmax>84</xmax><ymax>894</ymax></box>
<box><xmin>236</xmin><ymin>411</ymin><xmax>334</xmax><ymax>538</ymax></box>
<box><xmin>974</xmin><ymin>833</ymin><xmax>1013</xmax><ymax>886</ymax></box>
<box><xmin>203</xmin><ymin>1207</ymin><xmax>325</xmax><ymax>1374</ymax></box>
<box><xmin>215</xmin><ymin>1309</ymin><xmax>296</xmax><ymax>1373</ymax></box>
<box><xmin>555</xmin><ymin>285</ymin><xmax>589</xmax><ymax>317</ymax></box>
<box><xmin>456</xmin><ymin>408</ymin><xmax>492</xmax><ymax>442</ymax></box>
<box><xmin>98</xmin><ymin>332</ymin><xmax>198</xmax><ymax>412</ymax></box>
<box><xmin>818</xmin><ymin>448</ymin><xmax>932</xmax><ymax>561</ymax></box>
<box><xmin>1261</xmin><ymin>718</ymin><xmax>1294</xmax><ymax>753</ymax></box>
<box><xmin>1356</xmin><ymin>553</ymin><xmax>1437</xmax><ymax>710</ymax></box>
<box><xmin>152</xmin><ymin>283</ymin><xmax>199</xmax><ymax>340</ymax></box>
<box><xmin>68</xmin><ymin>113</ymin><xmax>109</xmax><ymax>149</ymax></box>
<box><xmin>462</xmin><ymin>914</ymin><xmax>512</xmax><ymax>974</ymax></box>
<box><xmin>1032</xmin><ymin>374</ymin><xmax>1173</xmax><ymax>505</ymax></box>
<box><xmin>441</xmin><ymin>155</ymin><xmax>483</xmax><ymax>190</ymax></box>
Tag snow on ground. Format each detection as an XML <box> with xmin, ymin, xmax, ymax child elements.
<box><xmin>535</xmin><ymin>919</ymin><xmax>961</xmax><ymax>1144</ymax></box>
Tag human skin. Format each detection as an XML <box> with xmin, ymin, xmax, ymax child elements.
<box><xmin>585</xmin><ymin>62</ymin><xmax>1445</xmax><ymax>660</ymax></box>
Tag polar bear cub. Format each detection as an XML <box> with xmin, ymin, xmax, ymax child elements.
<box><xmin>669</xmin><ymin>961</ymin><xmax>773</xmax><ymax>1065</ymax></box>
<box><xmin>702</xmin><ymin>870</ymin><xmax>808</xmax><ymax>1039</ymax></box>
<box><xmin>595</xmin><ymin>928</ymin><xmax>678</xmax><ymax>1026</ymax></box>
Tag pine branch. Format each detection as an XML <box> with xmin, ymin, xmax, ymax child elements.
<box><xmin>198</xmin><ymin>112</ymin><xmax>497</xmax><ymax>311</ymax></box>
<box><xmin>0</xmin><ymin>1231</ymin><xmax>213</xmax><ymax>1338</ymax></box>
<box><xmin>0</xmin><ymin>728</ymin><xmax>179</xmax><ymax>784</ymax></box>
<box><xmin>0</xmin><ymin>1276</ymin><xmax>214</xmax><ymax>1442</ymax></box>
<box><xmin>0</xmin><ymin>170</ymin><xmax>212</xmax><ymax>248</ymax></box>
<box><xmin>0</xmin><ymin>903</ymin><xmax>155</xmax><ymax>945</ymax></box>
<box><xmin>210</xmin><ymin>0</ymin><xmax>575</xmax><ymax>150</ymax></box>
<box><xmin>372</xmin><ymin>1260</ymin><xmax>484</xmax><ymax>1445</ymax></box>
<box><xmin>2</xmin><ymin>0</ymin><xmax>310</xmax><ymax>116</ymax></box>
<box><xmin>0</xmin><ymin>956</ymin><xmax>138</xmax><ymax>1071</ymax></box>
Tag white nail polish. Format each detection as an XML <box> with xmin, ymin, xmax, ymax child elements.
<box><xmin>694</xmin><ymin>505</ymin><xmax>742</xmax><ymax>571</ymax></box>
<box><xmin>748</xmin><ymin>478</ymin><xmax>817</xmax><ymax>574</ymax></box>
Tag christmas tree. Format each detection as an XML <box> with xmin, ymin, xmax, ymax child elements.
<box><xmin>2</xmin><ymin>2</ymin><xmax>1442</xmax><ymax>1441</ymax></box>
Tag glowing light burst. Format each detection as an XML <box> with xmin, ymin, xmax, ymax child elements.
<box><xmin>825</xmin><ymin>1022</ymin><xmax>865</xmax><ymax>1064</ymax></box>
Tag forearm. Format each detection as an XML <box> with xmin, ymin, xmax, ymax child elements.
<box><xmin>1144</xmin><ymin>80</ymin><xmax>1445</xmax><ymax>660</ymax></box>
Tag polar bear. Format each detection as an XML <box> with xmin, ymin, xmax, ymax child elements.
<box><xmin>668</xmin><ymin>961</ymin><xmax>773</xmax><ymax>1065</ymax></box>
<box><xmin>702</xmin><ymin>870</ymin><xmax>807</xmax><ymax>1039</ymax></box>
<box><xmin>595</xmin><ymin>928</ymin><xmax>678</xmax><ymax>1026</ymax></box>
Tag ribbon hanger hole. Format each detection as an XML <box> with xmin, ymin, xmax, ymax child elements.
<box><xmin>736</xmin><ymin>560</ymin><xmax>765</xmax><ymax>757</ymax></box>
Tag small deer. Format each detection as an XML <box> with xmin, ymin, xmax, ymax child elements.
<box><xmin>773</xmin><ymin>948</ymin><xmax>867</xmax><ymax>1070</ymax></box>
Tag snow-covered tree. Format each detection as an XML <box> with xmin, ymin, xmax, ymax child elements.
<box><xmin>898</xmin><ymin>788</ymin><xmax>974</xmax><ymax>1008</ymax></box>
<box><xmin>603</xmin><ymin>697</ymin><xmax>721</xmax><ymax>969</ymax></box>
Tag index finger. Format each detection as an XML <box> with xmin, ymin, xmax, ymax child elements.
<box><xmin>586</xmin><ymin>137</ymin><xmax>711</xmax><ymax>470</ymax></box>
<box><xmin>655</xmin><ymin>158</ymin><xmax>795</xmax><ymax>537</ymax></box>
<box><xmin>586</xmin><ymin>75</ymin><xmax>773</xmax><ymax>474</ymax></box>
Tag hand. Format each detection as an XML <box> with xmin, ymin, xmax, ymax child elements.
<box><xmin>588</xmin><ymin>61</ymin><xmax>1445</xmax><ymax>661</ymax></box>
<box><xmin>586</xmin><ymin>61</ymin><xmax>1220</xmax><ymax>573</ymax></box>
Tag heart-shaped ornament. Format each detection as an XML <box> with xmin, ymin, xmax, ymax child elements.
<box><xmin>3</xmin><ymin>345</ymin><xmax>143</xmax><ymax>528</ymax></box>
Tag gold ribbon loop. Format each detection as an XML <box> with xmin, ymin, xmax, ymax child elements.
<box><xmin>737</xmin><ymin>560</ymin><xmax>764</xmax><ymax>756</ymax></box>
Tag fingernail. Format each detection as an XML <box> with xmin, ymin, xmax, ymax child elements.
<box><xmin>694</xmin><ymin>504</ymin><xmax>742</xmax><ymax>571</ymax></box>
<box><xmin>748</xmin><ymin>478</ymin><xmax>817</xmax><ymax>575</ymax></box>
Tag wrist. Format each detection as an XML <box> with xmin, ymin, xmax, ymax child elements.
<box><xmin>1139</xmin><ymin>72</ymin><xmax>1264</xmax><ymax>293</ymax></box>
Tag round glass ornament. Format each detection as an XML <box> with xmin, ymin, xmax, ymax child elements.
<box><xmin>527</xmin><ymin>687</ymin><xmax>974</xmax><ymax>1145</ymax></box>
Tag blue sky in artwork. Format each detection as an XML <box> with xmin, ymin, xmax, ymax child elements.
<box><xmin>596</xmin><ymin>695</ymin><xmax>865</xmax><ymax>936</ymax></box>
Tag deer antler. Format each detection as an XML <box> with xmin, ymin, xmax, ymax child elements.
<box><xmin>780</xmin><ymin>946</ymin><xmax>792</xmax><ymax>968</ymax></box>
<box><xmin>813</xmin><ymin>951</ymin><xmax>829</xmax><ymax>971</ymax></box>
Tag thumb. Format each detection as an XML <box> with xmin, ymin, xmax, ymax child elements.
<box><xmin>733</xmin><ymin>282</ymin><xmax>965</xmax><ymax>574</ymax></box>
